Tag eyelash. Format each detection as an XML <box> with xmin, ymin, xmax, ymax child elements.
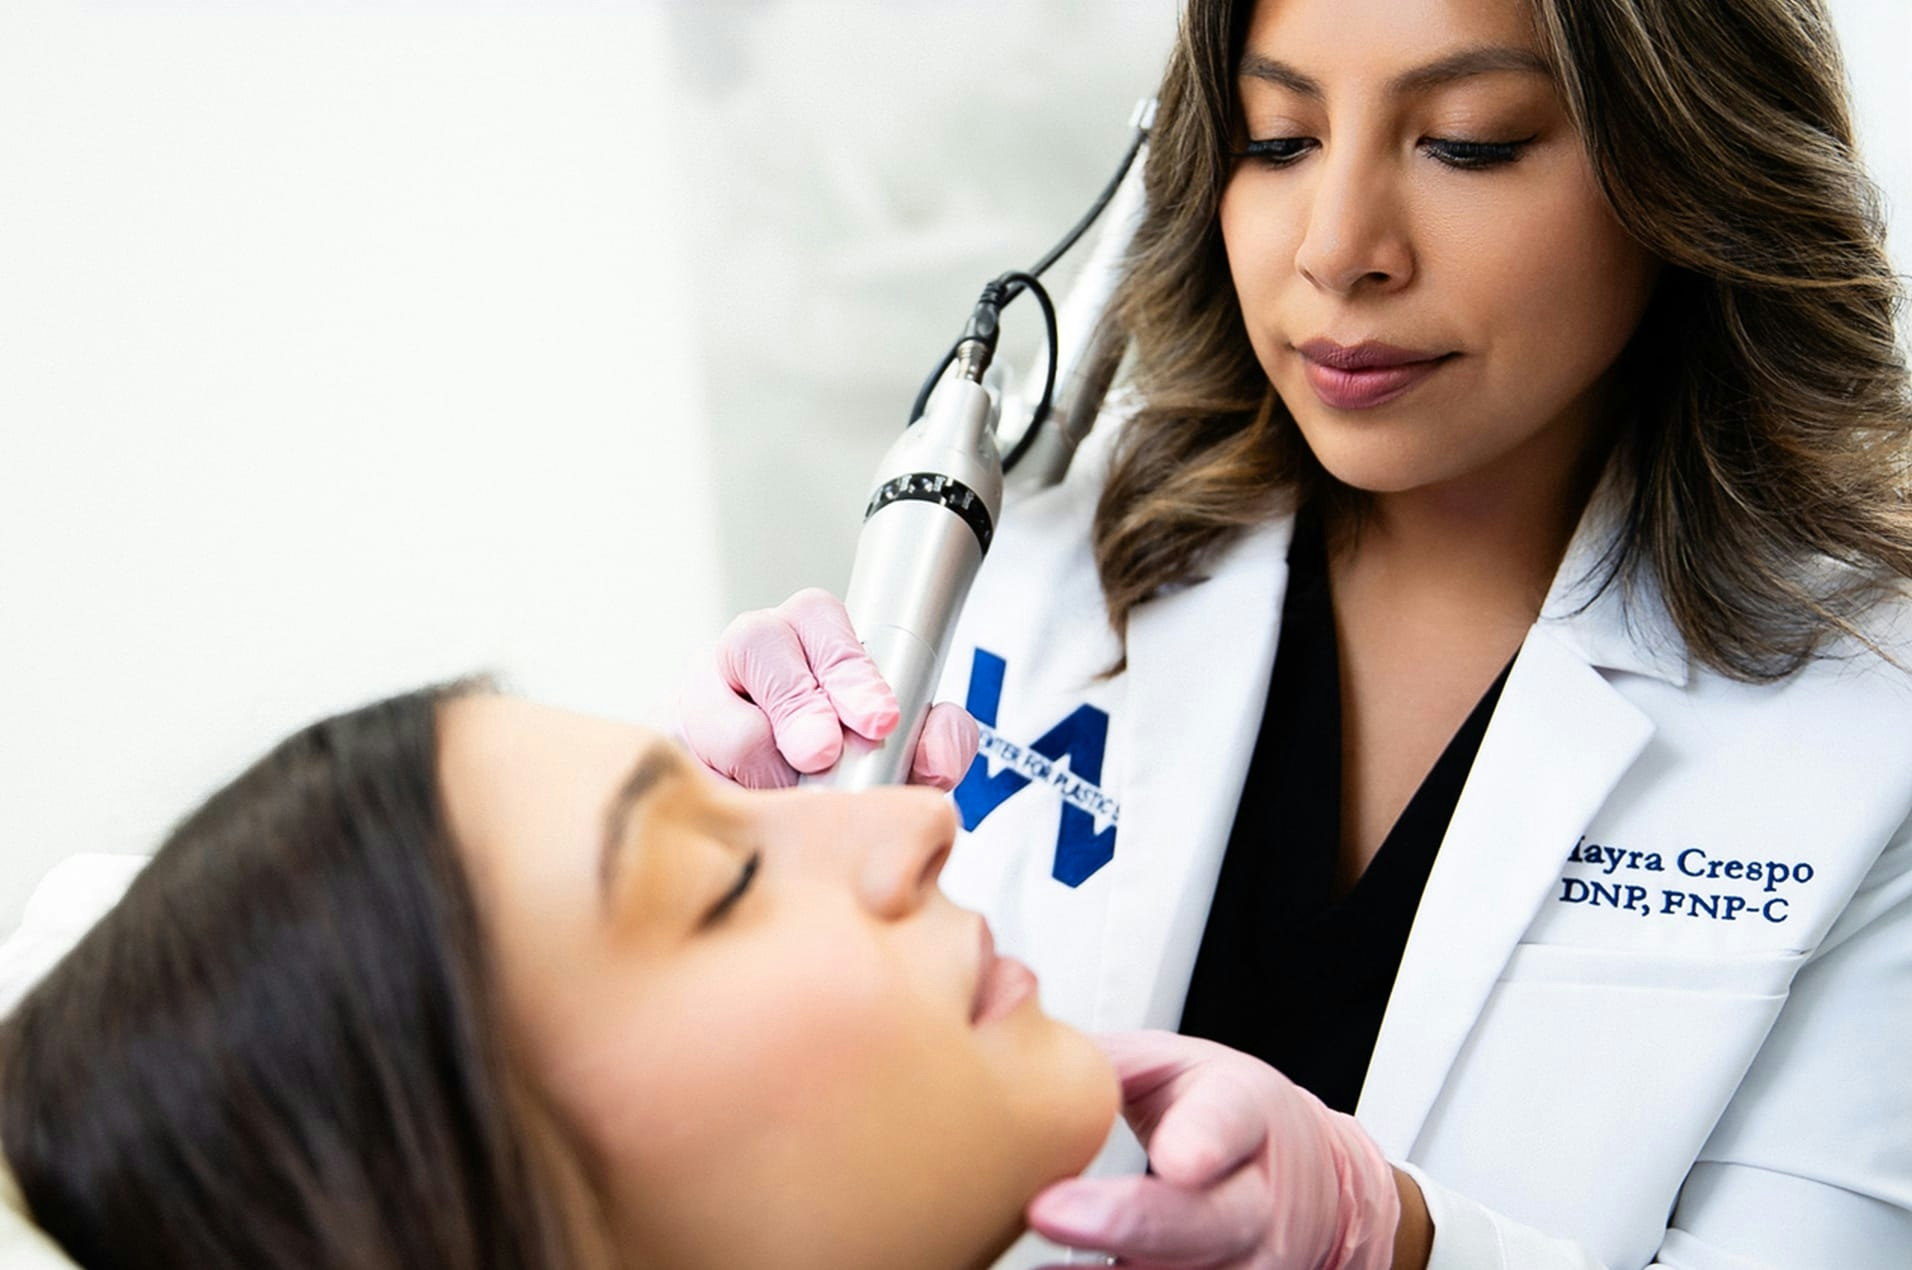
<box><xmin>1236</xmin><ymin>136</ymin><xmax>1533</xmax><ymax>170</ymax></box>
<box><xmin>700</xmin><ymin>850</ymin><xmax>762</xmax><ymax>928</ymax></box>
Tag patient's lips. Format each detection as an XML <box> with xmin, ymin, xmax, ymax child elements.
<box><xmin>970</xmin><ymin>919</ymin><xmax>1038</xmax><ymax>1026</ymax></box>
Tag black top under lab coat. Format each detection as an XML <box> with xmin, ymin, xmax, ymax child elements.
<box><xmin>1179</xmin><ymin>509</ymin><xmax>1510</xmax><ymax>1115</ymax></box>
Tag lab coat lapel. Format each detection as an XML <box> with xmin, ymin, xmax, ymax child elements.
<box><xmin>1358</xmin><ymin>481</ymin><xmax>1672</xmax><ymax>1157</ymax></box>
<box><xmin>1093</xmin><ymin>513</ymin><xmax>1295</xmax><ymax>1034</ymax></box>
<box><xmin>1359</xmin><ymin>630</ymin><xmax>1655</xmax><ymax>1155</ymax></box>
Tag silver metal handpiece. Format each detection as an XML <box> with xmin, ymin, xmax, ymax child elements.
<box><xmin>807</xmin><ymin>98</ymin><xmax>1152</xmax><ymax>789</ymax></box>
<box><xmin>809</xmin><ymin>342</ymin><xmax>1004</xmax><ymax>789</ymax></box>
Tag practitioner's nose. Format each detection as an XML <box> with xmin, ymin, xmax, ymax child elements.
<box><xmin>1293</xmin><ymin>141</ymin><xmax>1416</xmax><ymax>298</ymax></box>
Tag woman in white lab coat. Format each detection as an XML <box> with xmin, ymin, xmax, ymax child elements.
<box><xmin>680</xmin><ymin>0</ymin><xmax>1912</xmax><ymax>1266</ymax></box>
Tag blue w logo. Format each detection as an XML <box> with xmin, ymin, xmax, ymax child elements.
<box><xmin>952</xmin><ymin>648</ymin><xmax>1118</xmax><ymax>887</ymax></box>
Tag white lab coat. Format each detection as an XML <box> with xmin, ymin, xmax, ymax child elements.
<box><xmin>938</xmin><ymin>418</ymin><xmax>1912</xmax><ymax>1270</ymax></box>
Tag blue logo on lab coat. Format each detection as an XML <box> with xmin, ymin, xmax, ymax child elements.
<box><xmin>953</xmin><ymin>648</ymin><xmax>1118</xmax><ymax>887</ymax></box>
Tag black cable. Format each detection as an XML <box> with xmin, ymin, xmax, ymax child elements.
<box><xmin>1022</xmin><ymin>126</ymin><xmax>1147</xmax><ymax>284</ymax></box>
<box><xmin>994</xmin><ymin>270</ymin><xmax>1058</xmax><ymax>475</ymax></box>
<box><xmin>908</xmin><ymin>276</ymin><xmax>1009</xmax><ymax>425</ymax></box>
<box><xmin>908</xmin><ymin>339</ymin><xmax>963</xmax><ymax>429</ymax></box>
<box><xmin>907</xmin><ymin>120</ymin><xmax>1147</xmax><ymax>431</ymax></box>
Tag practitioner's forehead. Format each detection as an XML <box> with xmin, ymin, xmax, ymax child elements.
<box><xmin>1238</xmin><ymin>0</ymin><xmax>1552</xmax><ymax>93</ymax></box>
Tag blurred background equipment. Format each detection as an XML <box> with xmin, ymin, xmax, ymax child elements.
<box><xmin>662</xmin><ymin>0</ymin><xmax>1178</xmax><ymax>608</ymax></box>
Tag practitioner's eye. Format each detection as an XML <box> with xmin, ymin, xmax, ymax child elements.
<box><xmin>700</xmin><ymin>850</ymin><xmax>762</xmax><ymax>928</ymax></box>
<box><xmin>1422</xmin><ymin>136</ymin><xmax>1535</xmax><ymax>169</ymax></box>
<box><xmin>1237</xmin><ymin>136</ymin><xmax>1315</xmax><ymax>168</ymax></box>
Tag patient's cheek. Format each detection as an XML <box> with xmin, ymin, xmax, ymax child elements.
<box><xmin>544</xmin><ymin>910</ymin><xmax>926</xmax><ymax>1167</ymax></box>
<box><xmin>542</xmin><ymin>933</ymin><xmax>1015</xmax><ymax>1268</ymax></box>
<box><xmin>510</xmin><ymin>867</ymin><xmax>1115</xmax><ymax>1270</ymax></box>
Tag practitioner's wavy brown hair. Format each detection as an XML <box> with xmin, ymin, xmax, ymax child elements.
<box><xmin>1095</xmin><ymin>0</ymin><xmax>1912</xmax><ymax>680</ymax></box>
<box><xmin>0</xmin><ymin>682</ymin><xmax>616</xmax><ymax>1270</ymax></box>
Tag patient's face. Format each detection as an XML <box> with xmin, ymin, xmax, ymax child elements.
<box><xmin>438</xmin><ymin>697</ymin><xmax>1116</xmax><ymax>1270</ymax></box>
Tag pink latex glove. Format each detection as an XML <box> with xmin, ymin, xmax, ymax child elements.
<box><xmin>1028</xmin><ymin>1031</ymin><xmax>1407</xmax><ymax>1270</ymax></box>
<box><xmin>677</xmin><ymin>588</ymin><xmax>981</xmax><ymax>791</ymax></box>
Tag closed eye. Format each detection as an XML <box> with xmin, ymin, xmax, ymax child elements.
<box><xmin>1237</xmin><ymin>136</ymin><xmax>1315</xmax><ymax>168</ymax></box>
<box><xmin>700</xmin><ymin>850</ymin><xmax>762</xmax><ymax>928</ymax></box>
<box><xmin>1422</xmin><ymin>135</ymin><xmax>1534</xmax><ymax>169</ymax></box>
<box><xmin>1235</xmin><ymin>135</ymin><xmax>1535</xmax><ymax>170</ymax></box>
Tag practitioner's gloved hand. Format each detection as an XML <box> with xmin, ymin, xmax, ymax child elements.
<box><xmin>677</xmin><ymin>588</ymin><xmax>981</xmax><ymax>790</ymax></box>
<box><xmin>1028</xmin><ymin>1031</ymin><xmax>1423</xmax><ymax>1270</ymax></box>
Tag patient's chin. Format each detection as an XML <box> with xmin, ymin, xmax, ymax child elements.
<box><xmin>1056</xmin><ymin>1031</ymin><xmax>1122</xmax><ymax>1180</ymax></box>
<box><xmin>995</xmin><ymin>1010</ymin><xmax>1122</xmax><ymax>1186</ymax></box>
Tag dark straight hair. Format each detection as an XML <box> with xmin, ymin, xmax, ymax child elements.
<box><xmin>0</xmin><ymin>681</ymin><xmax>609</xmax><ymax>1269</ymax></box>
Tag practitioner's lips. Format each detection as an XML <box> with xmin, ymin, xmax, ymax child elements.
<box><xmin>969</xmin><ymin>918</ymin><xmax>1038</xmax><ymax>1026</ymax></box>
<box><xmin>1295</xmin><ymin>338</ymin><xmax>1457</xmax><ymax>410</ymax></box>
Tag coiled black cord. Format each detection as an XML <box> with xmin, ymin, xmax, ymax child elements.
<box><xmin>992</xmin><ymin>270</ymin><xmax>1058</xmax><ymax>475</ymax></box>
<box><xmin>906</xmin><ymin>122</ymin><xmax>1148</xmax><ymax>475</ymax></box>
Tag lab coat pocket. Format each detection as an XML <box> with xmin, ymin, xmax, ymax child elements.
<box><xmin>1499</xmin><ymin>940</ymin><xmax>1807</xmax><ymax>996</ymax></box>
<box><xmin>1409</xmin><ymin>944</ymin><xmax>1804</xmax><ymax>1268</ymax></box>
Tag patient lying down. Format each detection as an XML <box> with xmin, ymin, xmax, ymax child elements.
<box><xmin>0</xmin><ymin>682</ymin><xmax>1118</xmax><ymax>1269</ymax></box>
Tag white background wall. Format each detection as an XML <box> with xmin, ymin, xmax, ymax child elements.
<box><xmin>0</xmin><ymin>3</ymin><xmax>720</xmax><ymax>930</ymax></box>
<box><xmin>0</xmin><ymin>0</ymin><xmax>1907</xmax><ymax>933</ymax></box>
<box><xmin>1836</xmin><ymin>0</ymin><xmax>1912</xmax><ymax>282</ymax></box>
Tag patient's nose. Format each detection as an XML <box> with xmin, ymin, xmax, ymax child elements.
<box><xmin>846</xmin><ymin>787</ymin><xmax>956</xmax><ymax>920</ymax></box>
<box><xmin>749</xmin><ymin>781</ymin><xmax>957</xmax><ymax>917</ymax></box>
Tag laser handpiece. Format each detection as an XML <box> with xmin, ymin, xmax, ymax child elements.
<box><xmin>807</xmin><ymin>100</ymin><xmax>1154</xmax><ymax>790</ymax></box>
<box><xmin>822</xmin><ymin>334</ymin><xmax>1005</xmax><ymax>790</ymax></box>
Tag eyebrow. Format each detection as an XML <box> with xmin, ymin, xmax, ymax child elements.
<box><xmin>598</xmin><ymin>745</ymin><xmax>686</xmax><ymax>900</ymax></box>
<box><xmin>1238</xmin><ymin>45</ymin><xmax>1553</xmax><ymax>100</ymax></box>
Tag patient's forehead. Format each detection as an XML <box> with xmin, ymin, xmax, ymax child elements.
<box><xmin>436</xmin><ymin>695</ymin><xmax>665</xmax><ymax>951</ymax></box>
<box><xmin>440</xmin><ymin>695</ymin><xmax>657</xmax><ymax>787</ymax></box>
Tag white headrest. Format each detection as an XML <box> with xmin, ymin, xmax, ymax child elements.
<box><xmin>0</xmin><ymin>1163</ymin><xmax>81</xmax><ymax>1270</ymax></box>
<box><xmin>0</xmin><ymin>855</ymin><xmax>147</xmax><ymax>1020</ymax></box>
<box><xmin>0</xmin><ymin>855</ymin><xmax>149</xmax><ymax>1267</ymax></box>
